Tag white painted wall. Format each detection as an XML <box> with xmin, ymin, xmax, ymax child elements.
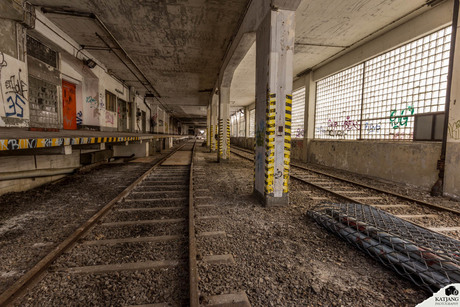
<box><xmin>0</xmin><ymin>8</ymin><xmax>163</xmax><ymax>132</ymax></box>
<box><xmin>0</xmin><ymin>52</ymin><xmax>30</xmax><ymax>127</ymax></box>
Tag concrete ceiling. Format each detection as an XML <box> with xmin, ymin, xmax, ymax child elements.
<box><xmin>29</xmin><ymin>0</ymin><xmax>250</xmax><ymax>125</ymax></box>
<box><xmin>29</xmin><ymin>0</ymin><xmax>433</xmax><ymax>124</ymax></box>
<box><xmin>230</xmin><ymin>0</ymin><xmax>428</xmax><ymax>109</ymax></box>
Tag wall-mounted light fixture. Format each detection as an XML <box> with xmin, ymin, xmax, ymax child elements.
<box><xmin>84</xmin><ymin>58</ymin><xmax>97</xmax><ymax>69</ymax></box>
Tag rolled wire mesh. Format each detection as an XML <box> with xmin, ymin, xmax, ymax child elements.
<box><xmin>307</xmin><ymin>203</ymin><xmax>460</xmax><ymax>292</ymax></box>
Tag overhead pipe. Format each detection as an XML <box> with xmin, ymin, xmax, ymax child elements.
<box><xmin>40</xmin><ymin>6</ymin><xmax>161</xmax><ymax>98</ymax></box>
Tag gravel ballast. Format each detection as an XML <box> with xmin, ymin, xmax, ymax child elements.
<box><xmin>194</xmin><ymin>147</ymin><xmax>430</xmax><ymax>306</ymax></box>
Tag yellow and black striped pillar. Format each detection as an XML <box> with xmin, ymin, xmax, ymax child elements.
<box><xmin>253</xmin><ymin>8</ymin><xmax>295</xmax><ymax>206</ymax></box>
<box><xmin>210</xmin><ymin>124</ymin><xmax>214</xmax><ymax>151</ymax></box>
<box><xmin>214</xmin><ymin>124</ymin><xmax>218</xmax><ymax>151</ymax></box>
<box><xmin>226</xmin><ymin>118</ymin><xmax>231</xmax><ymax>159</ymax></box>
<box><xmin>218</xmin><ymin>118</ymin><xmax>224</xmax><ymax>159</ymax></box>
<box><xmin>264</xmin><ymin>93</ymin><xmax>276</xmax><ymax>195</ymax></box>
<box><xmin>283</xmin><ymin>95</ymin><xmax>292</xmax><ymax>194</ymax></box>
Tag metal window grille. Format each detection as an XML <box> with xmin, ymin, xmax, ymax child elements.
<box><xmin>292</xmin><ymin>87</ymin><xmax>306</xmax><ymax>138</ymax></box>
<box><xmin>105</xmin><ymin>90</ymin><xmax>117</xmax><ymax>112</ymax></box>
<box><xmin>231</xmin><ymin>114</ymin><xmax>237</xmax><ymax>137</ymax></box>
<box><xmin>27</xmin><ymin>36</ymin><xmax>57</xmax><ymax>68</ymax></box>
<box><xmin>238</xmin><ymin>111</ymin><xmax>245</xmax><ymax>137</ymax></box>
<box><xmin>249</xmin><ymin>109</ymin><xmax>255</xmax><ymax>137</ymax></box>
<box><xmin>314</xmin><ymin>26</ymin><xmax>451</xmax><ymax>141</ymax></box>
<box><xmin>315</xmin><ymin>64</ymin><xmax>364</xmax><ymax>139</ymax></box>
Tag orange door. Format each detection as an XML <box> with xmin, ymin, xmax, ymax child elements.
<box><xmin>62</xmin><ymin>80</ymin><xmax>77</xmax><ymax>130</ymax></box>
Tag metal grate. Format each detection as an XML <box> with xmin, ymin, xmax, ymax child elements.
<box><xmin>314</xmin><ymin>26</ymin><xmax>451</xmax><ymax>141</ymax></box>
<box><xmin>292</xmin><ymin>87</ymin><xmax>306</xmax><ymax>138</ymax></box>
<box><xmin>26</xmin><ymin>36</ymin><xmax>57</xmax><ymax>68</ymax></box>
<box><xmin>231</xmin><ymin>114</ymin><xmax>237</xmax><ymax>137</ymax></box>
<box><xmin>249</xmin><ymin>109</ymin><xmax>255</xmax><ymax>137</ymax></box>
<box><xmin>238</xmin><ymin>111</ymin><xmax>245</xmax><ymax>137</ymax></box>
<box><xmin>308</xmin><ymin>203</ymin><xmax>460</xmax><ymax>292</ymax></box>
<box><xmin>362</xmin><ymin>27</ymin><xmax>451</xmax><ymax>140</ymax></box>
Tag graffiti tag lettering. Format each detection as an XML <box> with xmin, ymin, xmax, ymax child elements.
<box><xmin>0</xmin><ymin>53</ymin><xmax>29</xmax><ymax>119</ymax></box>
<box><xmin>390</xmin><ymin>106</ymin><xmax>414</xmax><ymax>129</ymax></box>
<box><xmin>76</xmin><ymin>111</ymin><xmax>83</xmax><ymax>125</ymax></box>
<box><xmin>448</xmin><ymin>120</ymin><xmax>460</xmax><ymax>140</ymax></box>
<box><xmin>364</xmin><ymin>122</ymin><xmax>381</xmax><ymax>133</ymax></box>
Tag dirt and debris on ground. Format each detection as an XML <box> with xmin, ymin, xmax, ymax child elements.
<box><xmin>0</xmin><ymin>143</ymin><xmax>445</xmax><ymax>306</ymax></box>
<box><xmin>194</xmin><ymin>147</ymin><xmax>430</xmax><ymax>306</ymax></box>
<box><xmin>0</xmin><ymin>156</ymin><xmax>167</xmax><ymax>294</ymax></box>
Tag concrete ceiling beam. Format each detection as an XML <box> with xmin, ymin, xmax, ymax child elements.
<box><xmin>271</xmin><ymin>0</ymin><xmax>302</xmax><ymax>11</ymax></box>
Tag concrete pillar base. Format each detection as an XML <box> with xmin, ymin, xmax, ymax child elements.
<box><xmin>113</xmin><ymin>142</ymin><xmax>149</xmax><ymax>158</ymax></box>
<box><xmin>253</xmin><ymin>190</ymin><xmax>289</xmax><ymax>207</ymax></box>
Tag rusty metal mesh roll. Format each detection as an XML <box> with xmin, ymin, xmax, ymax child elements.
<box><xmin>307</xmin><ymin>203</ymin><xmax>460</xmax><ymax>292</ymax></box>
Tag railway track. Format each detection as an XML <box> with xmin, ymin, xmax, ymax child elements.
<box><xmin>0</xmin><ymin>141</ymin><xmax>200</xmax><ymax>306</ymax></box>
<box><xmin>230</xmin><ymin>146</ymin><xmax>460</xmax><ymax>240</ymax></box>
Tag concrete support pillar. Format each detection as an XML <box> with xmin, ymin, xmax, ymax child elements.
<box><xmin>210</xmin><ymin>93</ymin><xmax>218</xmax><ymax>152</ymax></box>
<box><xmin>304</xmin><ymin>72</ymin><xmax>315</xmax><ymax>162</ymax></box>
<box><xmin>254</xmin><ymin>8</ymin><xmax>295</xmax><ymax>206</ymax></box>
<box><xmin>444</xmin><ymin>0</ymin><xmax>460</xmax><ymax>199</ymax></box>
<box><xmin>218</xmin><ymin>87</ymin><xmax>230</xmax><ymax>162</ymax></box>
<box><xmin>206</xmin><ymin>104</ymin><xmax>211</xmax><ymax>147</ymax></box>
<box><xmin>113</xmin><ymin>142</ymin><xmax>149</xmax><ymax>158</ymax></box>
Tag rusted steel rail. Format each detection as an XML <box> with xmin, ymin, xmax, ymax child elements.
<box><xmin>230</xmin><ymin>148</ymin><xmax>459</xmax><ymax>237</ymax></box>
<box><xmin>231</xmin><ymin>146</ymin><xmax>460</xmax><ymax>216</ymax></box>
<box><xmin>0</xmin><ymin>142</ymin><xmax>187</xmax><ymax>306</ymax></box>
<box><xmin>189</xmin><ymin>141</ymin><xmax>199</xmax><ymax>307</ymax></box>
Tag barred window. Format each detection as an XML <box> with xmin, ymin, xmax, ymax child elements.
<box><xmin>238</xmin><ymin>111</ymin><xmax>245</xmax><ymax>137</ymax></box>
<box><xmin>105</xmin><ymin>91</ymin><xmax>117</xmax><ymax>112</ymax></box>
<box><xmin>231</xmin><ymin>114</ymin><xmax>237</xmax><ymax>137</ymax></box>
<box><xmin>314</xmin><ymin>26</ymin><xmax>451</xmax><ymax>141</ymax></box>
<box><xmin>315</xmin><ymin>65</ymin><xmax>364</xmax><ymax>139</ymax></box>
<box><xmin>249</xmin><ymin>109</ymin><xmax>255</xmax><ymax>137</ymax></box>
<box><xmin>292</xmin><ymin>87</ymin><xmax>306</xmax><ymax>138</ymax></box>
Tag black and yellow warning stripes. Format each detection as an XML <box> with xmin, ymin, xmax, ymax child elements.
<box><xmin>218</xmin><ymin>119</ymin><xmax>224</xmax><ymax>158</ymax></box>
<box><xmin>210</xmin><ymin>125</ymin><xmax>214</xmax><ymax>150</ymax></box>
<box><xmin>253</xmin><ymin>138</ymin><xmax>256</xmax><ymax>187</ymax></box>
<box><xmin>207</xmin><ymin>127</ymin><xmax>210</xmax><ymax>147</ymax></box>
<box><xmin>226</xmin><ymin>119</ymin><xmax>230</xmax><ymax>159</ymax></box>
<box><xmin>283</xmin><ymin>94</ymin><xmax>292</xmax><ymax>193</ymax></box>
<box><xmin>214</xmin><ymin>124</ymin><xmax>218</xmax><ymax>151</ymax></box>
<box><xmin>264</xmin><ymin>93</ymin><xmax>276</xmax><ymax>195</ymax></box>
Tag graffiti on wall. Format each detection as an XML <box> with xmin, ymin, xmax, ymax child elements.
<box><xmin>151</xmin><ymin>113</ymin><xmax>157</xmax><ymax>128</ymax></box>
<box><xmin>390</xmin><ymin>106</ymin><xmax>414</xmax><ymax>129</ymax></box>
<box><xmin>255</xmin><ymin>120</ymin><xmax>265</xmax><ymax>146</ymax></box>
<box><xmin>389</xmin><ymin>132</ymin><xmax>413</xmax><ymax>140</ymax></box>
<box><xmin>294</xmin><ymin>128</ymin><xmax>304</xmax><ymax>138</ymax></box>
<box><xmin>76</xmin><ymin>111</ymin><xmax>83</xmax><ymax>125</ymax></box>
<box><xmin>0</xmin><ymin>52</ymin><xmax>29</xmax><ymax>120</ymax></box>
<box><xmin>0</xmin><ymin>136</ymin><xmax>140</xmax><ymax>151</ymax></box>
<box><xmin>364</xmin><ymin>122</ymin><xmax>381</xmax><ymax>133</ymax></box>
<box><xmin>86</xmin><ymin>96</ymin><xmax>101</xmax><ymax>109</ymax></box>
<box><xmin>105</xmin><ymin>111</ymin><xmax>114</xmax><ymax>125</ymax></box>
<box><xmin>448</xmin><ymin>120</ymin><xmax>460</xmax><ymax>140</ymax></box>
<box><xmin>317</xmin><ymin>115</ymin><xmax>360</xmax><ymax>138</ymax></box>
